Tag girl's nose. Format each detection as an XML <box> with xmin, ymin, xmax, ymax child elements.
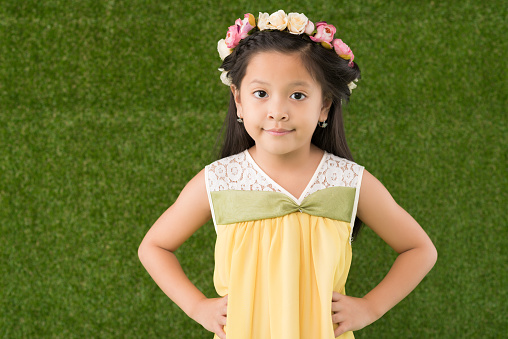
<box><xmin>268</xmin><ymin>98</ymin><xmax>289</xmax><ymax>121</ymax></box>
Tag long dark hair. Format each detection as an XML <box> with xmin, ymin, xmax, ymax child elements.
<box><xmin>217</xmin><ymin>29</ymin><xmax>364</xmax><ymax>240</ymax></box>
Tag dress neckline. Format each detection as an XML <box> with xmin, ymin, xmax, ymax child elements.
<box><xmin>243</xmin><ymin>149</ymin><xmax>328</xmax><ymax>205</ymax></box>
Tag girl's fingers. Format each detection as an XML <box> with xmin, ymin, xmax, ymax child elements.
<box><xmin>334</xmin><ymin>323</ymin><xmax>350</xmax><ymax>337</ymax></box>
<box><xmin>331</xmin><ymin>301</ymin><xmax>341</xmax><ymax>313</ymax></box>
<box><xmin>334</xmin><ymin>327</ymin><xmax>343</xmax><ymax>337</ymax></box>
<box><xmin>215</xmin><ymin>327</ymin><xmax>227</xmax><ymax>339</ymax></box>
<box><xmin>332</xmin><ymin>292</ymin><xmax>346</xmax><ymax>336</ymax></box>
<box><xmin>218</xmin><ymin>315</ymin><xmax>227</xmax><ymax>326</ymax></box>
<box><xmin>331</xmin><ymin>311</ymin><xmax>345</xmax><ymax>324</ymax></box>
<box><xmin>331</xmin><ymin>292</ymin><xmax>343</xmax><ymax>313</ymax></box>
<box><xmin>216</xmin><ymin>295</ymin><xmax>228</xmax><ymax>337</ymax></box>
<box><xmin>332</xmin><ymin>291</ymin><xmax>341</xmax><ymax>301</ymax></box>
<box><xmin>221</xmin><ymin>295</ymin><xmax>228</xmax><ymax>314</ymax></box>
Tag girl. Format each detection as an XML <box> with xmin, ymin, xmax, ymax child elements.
<box><xmin>138</xmin><ymin>10</ymin><xmax>437</xmax><ymax>339</ymax></box>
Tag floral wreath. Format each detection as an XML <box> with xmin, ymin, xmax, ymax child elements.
<box><xmin>217</xmin><ymin>10</ymin><xmax>358</xmax><ymax>92</ymax></box>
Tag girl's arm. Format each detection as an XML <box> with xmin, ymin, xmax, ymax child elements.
<box><xmin>333</xmin><ymin>169</ymin><xmax>438</xmax><ymax>337</ymax></box>
<box><xmin>138</xmin><ymin>169</ymin><xmax>228</xmax><ymax>339</ymax></box>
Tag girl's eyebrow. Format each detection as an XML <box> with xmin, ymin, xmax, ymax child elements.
<box><xmin>249</xmin><ymin>79</ymin><xmax>312</xmax><ymax>87</ymax></box>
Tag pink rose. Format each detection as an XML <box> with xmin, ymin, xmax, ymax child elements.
<box><xmin>238</xmin><ymin>13</ymin><xmax>255</xmax><ymax>39</ymax></box>
<box><xmin>225</xmin><ymin>24</ymin><xmax>241</xmax><ymax>48</ymax></box>
<box><xmin>332</xmin><ymin>39</ymin><xmax>355</xmax><ymax>66</ymax></box>
<box><xmin>226</xmin><ymin>13</ymin><xmax>255</xmax><ymax>49</ymax></box>
<box><xmin>310</xmin><ymin>21</ymin><xmax>336</xmax><ymax>44</ymax></box>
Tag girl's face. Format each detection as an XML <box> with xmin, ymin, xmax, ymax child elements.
<box><xmin>233</xmin><ymin>51</ymin><xmax>331</xmax><ymax>159</ymax></box>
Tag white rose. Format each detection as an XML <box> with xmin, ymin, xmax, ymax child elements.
<box><xmin>268</xmin><ymin>10</ymin><xmax>288</xmax><ymax>30</ymax></box>
<box><xmin>258</xmin><ymin>12</ymin><xmax>270</xmax><ymax>30</ymax></box>
<box><xmin>287</xmin><ymin>13</ymin><xmax>309</xmax><ymax>34</ymax></box>
<box><xmin>219</xmin><ymin>69</ymin><xmax>232</xmax><ymax>86</ymax></box>
<box><xmin>347</xmin><ymin>79</ymin><xmax>359</xmax><ymax>92</ymax></box>
<box><xmin>217</xmin><ymin>39</ymin><xmax>232</xmax><ymax>60</ymax></box>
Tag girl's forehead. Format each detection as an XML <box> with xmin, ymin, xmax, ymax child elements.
<box><xmin>248</xmin><ymin>51</ymin><xmax>304</xmax><ymax>68</ymax></box>
<box><xmin>244</xmin><ymin>51</ymin><xmax>317</xmax><ymax>87</ymax></box>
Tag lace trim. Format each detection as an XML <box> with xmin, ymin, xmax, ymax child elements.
<box><xmin>207</xmin><ymin>152</ymin><xmax>283</xmax><ymax>193</ymax></box>
<box><xmin>207</xmin><ymin>151</ymin><xmax>362</xmax><ymax>196</ymax></box>
<box><xmin>304</xmin><ymin>154</ymin><xmax>363</xmax><ymax>198</ymax></box>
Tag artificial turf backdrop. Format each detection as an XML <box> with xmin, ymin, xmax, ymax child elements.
<box><xmin>1</xmin><ymin>0</ymin><xmax>506</xmax><ymax>338</ymax></box>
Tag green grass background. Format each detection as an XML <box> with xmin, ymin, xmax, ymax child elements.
<box><xmin>1</xmin><ymin>0</ymin><xmax>506</xmax><ymax>337</ymax></box>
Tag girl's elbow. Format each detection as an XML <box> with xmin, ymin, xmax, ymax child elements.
<box><xmin>426</xmin><ymin>241</ymin><xmax>438</xmax><ymax>270</ymax></box>
<box><xmin>138</xmin><ymin>239</ymin><xmax>150</xmax><ymax>264</ymax></box>
<box><xmin>432</xmin><ymin>244</ymin><xmax>438</xmax><ymax>265</ymax></box>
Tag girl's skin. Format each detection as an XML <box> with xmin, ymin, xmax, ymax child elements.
<box><xmin>138</xmin><ymin>51</ymin><xmax>437</xmax><ymax>339</ymax></box>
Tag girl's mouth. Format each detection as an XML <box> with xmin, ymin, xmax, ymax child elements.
<box><xmin>264</xmin><ymin>128</ymin><xmax>293</xmax><ymax>136</ymax></box>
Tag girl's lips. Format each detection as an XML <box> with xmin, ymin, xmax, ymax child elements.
<box><xmin>264</xmin><ymin>128</ymin><xmax>293</xmax><ymax>136</ymax></box>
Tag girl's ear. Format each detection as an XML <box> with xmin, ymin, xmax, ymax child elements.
<box><xmin>231</xmin><ymin>85</ymin><xmax>243</xmax><ymax>118</ymax></box>
<box><xmin>320</xmin><ymin>97</ymin><xmax>332</xmax><ymax>121</ymax></box>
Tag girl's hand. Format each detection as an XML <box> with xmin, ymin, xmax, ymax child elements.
<box><xmin>331</xmin><ymin>292</ymin><xmax>378</xmax><ymax>337</ymax></box>
<box><xmin>191</xmin><ymin>295</ymin><xmax>228</xmax><ymax>339</ymax></box>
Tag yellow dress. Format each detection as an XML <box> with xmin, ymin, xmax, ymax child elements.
<box><xmin>205</xmin><ymin>150</ymin><xmax>364</xmax><ymax>339</ymax></box>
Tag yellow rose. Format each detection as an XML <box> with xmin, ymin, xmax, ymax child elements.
<box><xmin>287</xmin><ymin>13</ymin><xmax>309</xmax><ymax>34</ymax></box>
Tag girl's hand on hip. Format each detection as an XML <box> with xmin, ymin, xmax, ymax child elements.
<box><xmin>191</xmin><ymin>295</ymin><xmax>228</xmax><ymax>339</ymax></box>
<box><xmin>331</xmin><ymin>292</ymin><xmax>377</xmax><ymax>337</ymax></box>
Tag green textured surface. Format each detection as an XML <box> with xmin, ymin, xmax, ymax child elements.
<box><xmin>1</xmin><ymin>1</ymin><xmax>506</xmax><ymax>337</ymax></box>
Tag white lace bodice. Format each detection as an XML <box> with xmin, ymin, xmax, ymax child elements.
<box><xmin>205</xmin><ymin>150</ymin><xmax>364</xmax><ymax>242</ymax></box>
<box><xmin>207</xmin><ymin>150</ymin><xmax>362</xmax><ymax>202</ymax></box>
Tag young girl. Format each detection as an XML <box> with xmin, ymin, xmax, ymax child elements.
<box><xmin>138</xmin><ymin>10</ymin><xmax>437</xmax><ymax>339</ymax></box>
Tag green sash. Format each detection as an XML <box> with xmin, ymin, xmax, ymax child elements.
<box><xmin>211</xmin><ymin>186</ymin><xmax>356</xmax><ymax>225</ymax></box>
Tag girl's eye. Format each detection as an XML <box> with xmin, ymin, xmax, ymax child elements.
<box><xmin>291</xmin><ymin>92</ymin><xmax>306</xmax><ymax>100</ymax></box>
<box><xmin>254</xmin><ymin>90</ymin><xmax>268</xmax><ymax>98</ymax></box>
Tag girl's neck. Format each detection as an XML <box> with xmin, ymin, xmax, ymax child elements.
<box><xmin>247</xmin><ymin>144</ymin><xmax>325</xmax><ymax>199</ymax></box>
<box><xmin>248</xmin><ymin>144</ymin><xmax>324</xmax><ymax>176</ymax></box>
